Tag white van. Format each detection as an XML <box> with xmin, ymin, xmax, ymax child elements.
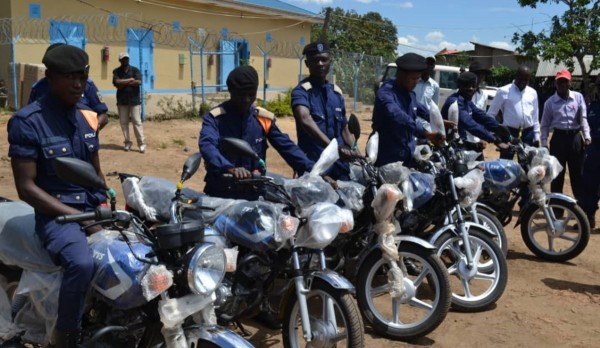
<box><xmin>377</xmin><ymin>63</ymin><xmax>496</xmax><ymax>109</ymax></box>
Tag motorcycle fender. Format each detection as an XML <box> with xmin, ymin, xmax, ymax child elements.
<box><xmin>310</xmin><ymin>270</ymin><xmax>355</xmax><ymax>292</ymax></box>
<box><xmin>515</xmin><ymin>193</ymin><xmax>577</xmax><ymax>227</ymax></box>
<box><xmin>428</xmin><ymin>222</ymin><xmax>494</xmax><ymax>245</ymax></box>
<box><xmin>473</xmin><ymin>202</ymin><xmax>498</xmax><ymax>215</ymax></box>
<box><xmin>353</xmin><ymin>237</ymin><xmax>436</xmax><ymax>279</ymax></box>
<box><xmin>195</xmin><ymin>325</ymin><xmax>255</xmax><ymax>348</ymax></box>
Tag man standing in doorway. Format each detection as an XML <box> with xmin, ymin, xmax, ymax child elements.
<box><xmin>413</xmin><ymin>56</ymin><xmax>440</xmax><ymax>111</ymax></box>
<box><xmin>113</xmin><ymin>52</ymin><xmax>146</xmax><ymax>153</ymax></box>
<box><xmin>487</xmin><ymin>65</ymin><xmax>540</xmax><ymax>159</ymax></box>
<box><xmin>541</xmin><ymin>69</ymin><xmax>591</xmax><ymax>203</ymax></box>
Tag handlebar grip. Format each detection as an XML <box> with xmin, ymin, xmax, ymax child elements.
<box><xmin>222</xmin><ymin>172</ymin><xmax>263</xmax><ymax>180</ymax></box>
<box><xmin>56</xmin><ymin>211</ymin><xmax>97</xmax><ymax>224</ymax></box>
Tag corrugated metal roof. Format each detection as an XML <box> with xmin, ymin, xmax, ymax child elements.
<box><xmin>233</xmin><ymin>0</ymin><xmax>318</xmax><ymax>17</ymax></box>
<box><xmin>536</xmin><ymin>55</ymin><xmax>599</xmax><ymax>77</ymax></box>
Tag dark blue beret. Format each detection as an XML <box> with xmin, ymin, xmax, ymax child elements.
<box><xmin>226</xmin><ymin>65</ymin><xmax>259</xmax><ymax>91</ymax></box>
<box><xmin>42</xmin><ymin>44</ymin><xmax>89</xmax><ymax>74</ymax></box>
<box><xmin>458</xmin><ymin>71</ymin><xmax>478</xmax><ymax>85</ymax></box>
<box><xmin>468</xmin><ymin>61</ymin><xmax>491</xmax><ymax>74</ymax></box>
<box><xmin>302</xmin><ymin>42</ymin><xmax>330</xmax><ymax>57</ymax></box>
<box><xmin>395</xmin><ymin>53</ymin><xmax>428</xmax><ymax>72</ymax></box>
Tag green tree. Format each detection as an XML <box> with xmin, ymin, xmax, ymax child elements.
<box><xmin>512</xmin><ymin>0</ymin><xmax>600</xmax><ymax>94</ymax></box>
<box><xmin>310</xmin><ymin>7</ymin><xmax>398</xmax><ymax>60</ymax></box>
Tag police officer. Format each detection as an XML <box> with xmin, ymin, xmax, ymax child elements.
<box><xmin>372</xmin><ymin>52</ymin><xmax>444</xmax><ymax>167</ymax></box>
<box><xmin>581</xmin><ymin>79</ymin><xmax>600</xmax><ymax>229</ymax></box>
<box><xmin>291</xmin><ymin>42</ymin><xmax>356</xmax><ymax>181</ymax></box>
<box><xmin>7</xmin><ymin>45</ymin><xmax>106</xmax><ymax>347</ymax></box>
<box><xmin>442</xmin><ymin>72</ymin><xmax>509</xmax><ymax>153</ymax></box>
<box><xmin>29</xmin><ymin>43</ymin><xmax>109</xmax><ymax>131</ymax></box>
<box><xmin>199</xmin><ymin>65</ymin><xmax>313</xmax><ymax>200</ymax></box>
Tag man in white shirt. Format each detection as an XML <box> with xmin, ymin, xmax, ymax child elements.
<box><xmin>413</xmin><ymin>56</ymin><xmax>440</xmax><ymax>110</ymax></box>
<box><xmin>487</xmin><ymin>65</ymin><xmax>540</xmax><ymax>159</ymax></box>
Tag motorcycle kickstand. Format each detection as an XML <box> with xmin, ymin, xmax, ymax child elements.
<box><xmin>235</xmin><ymin>320</ymin><xmax>252</xmax><ymax>337</ymax></box>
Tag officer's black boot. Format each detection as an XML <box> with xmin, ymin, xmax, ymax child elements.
<box><xmin>53</xmin><ymin>330</ymin><xmax>81</xmax><ymax>348</ymax></box>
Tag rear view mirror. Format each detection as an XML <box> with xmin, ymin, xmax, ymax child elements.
<box><xmin>348</xmin><ymin>114</ymin><xmax>361</xmax><ymax>141</ymax></box>
<box><xmin>53</xmin><ymin>157</ymin><xmax>107</xmax><ymax>190</ymax></box>
<box><xmin>219</xmin><ymin>138</ymin><xmax>259</xmax><ymax>160</ymax></box>
<box><xmin>180</xmin><ymin>153</ymin><xmax>202</xmax><ymax>183</ymax></box>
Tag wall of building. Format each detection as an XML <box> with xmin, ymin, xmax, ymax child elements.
<box><xmin>4</xmin><ymin>0</ymin><xmax>314</xmax><ymax>111</ymax></box>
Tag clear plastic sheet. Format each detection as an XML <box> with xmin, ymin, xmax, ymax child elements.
<box><xmin>310</xmin><ymin>138</ymin><xmax>340</xmax><ymax>176</ymax></box>
<box><xmin>141</xmin><ymin>265</ymin><xmax>173</xmax><ymax>302</ymax></box>
<box><xmin>295</xmin><ymin>203</ymin><xmax>353</xmax><ymax>249</ymax></box>
<box><xmin>349</xmin><ymin>164</ymin><xmax>369</xmax><ymax>186</ymax></box>
<box><xmin>454</xmin><ymin>168</ymin><xmax>485</xmax><ymax>208</ymax></box>
<box><xmin>365</xmin><ymin>132</ymin><xmax>379</xmax><ymax>165</ymax></box>
<box><xmin>402</xmin><ymin>171</ymin><xmax>436</xmax><ymax>212</ymax></box>
<box><xmin>283</xmin><ymin>174</ymin><xmax>339</xmax><ymax>208</ymax></box>
<box><xmin>429</xmin><ymin>102</ymin><xmax>446</xmax><ymax>135</ymax></box>
<box><xmin>122</xmin><ymin>177</ymin><xmax>159</xmax><ymax>222</ymax></box>
<box><xmin>527</xmin><ymin>147</ymin><xmax>563</xmax><ymax>184</ymax></box>
<box><xmin>461</xmin><ymin>150</ymin><xmax>482</xmax><ymax>167</ymax></box>
<box><xmin>0</xmin><ymin>284</ymin><xmax>17</xmax><ymax>342</ymax></box>
<box><xmin>223</xmin><ymin>247</ymin><xmax>239</xmax><ymax>273</ymax></box>
<box><xmin>378</xmin><ymin>161</ymin><xmax>410</xmax><ymax>185</ymax></box>
<box><xmin>413</xmin><ymin>144</ymin><xmax>433</xmax><ymax>162</ymax></box>
<box><xmin>337</xmin><ymin>181</ymin><xmax>366</xmax><ymax>214</ymax></box>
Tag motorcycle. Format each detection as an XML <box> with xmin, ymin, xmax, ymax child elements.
<box><xmin>477</xmin><ymin>139</ymin><xmax>590</xmax><ymax>262</ymax></box>
<box><xmin>0</xmin><ymin>155</ymin><xmax>252</xmax><ymax>348</ymax></box>
<box><xmin>331</xmin><ymin>116</ymin><xmax>451</xmax><ymax>341</ymax></box>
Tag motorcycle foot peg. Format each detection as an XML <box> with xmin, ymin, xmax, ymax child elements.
<box><xmin>236</xmin><ymin>320</ymin><xmax>252</xmax><ymax>337</ymax></box>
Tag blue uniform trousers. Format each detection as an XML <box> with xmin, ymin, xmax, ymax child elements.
<box><xmin>581</xmin><ymin>144</ymin><xmax>600</xmax><ymax>216</ymax></box>
<box><xmin>35</xmin><ymin>214</ymin><xmax>94</xmax><ymax>331</ymax></box>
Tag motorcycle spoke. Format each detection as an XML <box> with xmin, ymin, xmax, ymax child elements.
<box><xmin>474</xmin><ymin>271</ymin><xmax>496</xmax><ymax>281</ymax></box>
<box><xmin>461</xmin><ymin>278</ymin><xmax>474</xmax><ymax>298</ymax></box>
<box><xmin>370</xmin><ymin>283</ymin><xmax>391</xmax><ymax>297</ymax></box>
<box><xmin>391</xmin><ymin>298</ymin><xmax>401</xmax><ymax>324</ymax></box>
<box><xmin>471</xmin><ymin>243</ymin><xmax>484</xmax><ymax>264</ymax></box>
<box><xmin>446</xmin><ymin>263</ymin><xmax>458</xmax><ymax>275</ymax></box>
<box><xmin>558</xmin><ymin>233</ymin><xmax>579</xmax><ymax>243</ymax></box>
<box><xmin>412</xmin><ymin>264</ymin><xmax>428</xmax><ymax>287</ymax></box>
<box><xmin>409</xmin><ymin>296</ymin><xmax>434</xmax><ymax>311</ymax></box>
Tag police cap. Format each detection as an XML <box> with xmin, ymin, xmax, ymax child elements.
<box><xmin>395</xmin><ymin>53</ymin><xmax>428</xmax><ymax>72</ymax></box>
<box><xmin>457</xmin><ymin>71</ymin><xmax>478</xmax><ymax>85</ymax></box>
<box><xmin>302</xmin><ymin>42</ymin><xmax>330</xmax><ymax>57</ymax></box>
<box><xmin>468</xmin><ymin>61</ymin><xmax>491</xmax><ymax>74</ymax></box>
<box><xmin>42</xmin><ymin>44</ymin><xmax>89</xmax><ymax>74</ymax></box>
<box><xmin>226</xmin><ymin>65</ymin><xmax>259</xmax><ymax>91</ymax></box>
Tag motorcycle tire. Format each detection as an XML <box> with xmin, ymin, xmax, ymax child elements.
<box><xmin>462</xmin><ymin>208</ymin><xmax>508</xmax><ymax>257</ymax></box>
<box><xmin>520</xmin><ymin>198</ymin><xmax>590</xmax><ymax>262</ymax></box>
<box><xmin>355</xmin><ymin>244</ymin><xmax>451</xmax><ymax>340</ymax></box>
<box><xmin>282</xmin><ymin>278</ymin><xmax>364</xmax><ymax>348</ymax></box>
<box><xmin>435</xmin><ymin>228</ymin><xmax>508</xmax><ymax>312</ymax></box>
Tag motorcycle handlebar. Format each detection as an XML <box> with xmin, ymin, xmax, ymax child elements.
<box><xmin>222</xmin><ymin>172</ymin><xmax>264</xmax><ymax>181</ymax></box>
<box><xmin>56</xmin><ymin>206</ymin><xmax>113</xmax><ymax>224</ymax></box>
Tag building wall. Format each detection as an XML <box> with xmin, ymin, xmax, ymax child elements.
<box><xmin>4</xmin><ymin>0</ymin><xmax>313</xmax><ymax>111</ymax></box>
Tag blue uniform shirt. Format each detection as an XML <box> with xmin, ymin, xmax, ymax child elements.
<box><xmin>372</xmin><ymin>79</ymin><xmax>430</xmax><ymax>167</ymax></box>
<box><xmin>442</xmin><ymin>93</ymin><xmax>498</xmax><ymax>143</ymax></box>
<box><xmin>291</xmin><ymin>77</ymin><xmax>350</xmax><ymax>180</ymax></box>
<box><xmin>28</xmin><ymin>77</ymin><xmax>109</xmax><ymax>115</ymax></box>
<box><xmin>7</xmin><ymin>96</ymin><xmax>106</xmax><ymax>213</ymax></box>
<box><xmin>199</xmin><ymin>101</ymin><xmax>314</xmax><ymax>198</ymax></box>
<box><xmin>588</xmin><ymin>101</ymin><xmax>600</xmax><ymax>142</ymax></box>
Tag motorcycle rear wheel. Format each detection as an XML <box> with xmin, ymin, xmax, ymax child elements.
<box><xmin>282</xmin><ymin>278</ymin><xmax>364</xmax><ymax>348</ymax></box>
<box><xmin>356</xmin><ymin>244</ymin><xmax>451</xmax><ymax>340</ymax></box>
<box><xmin>521</xmin><ymin>199</ymin><xmax>590</xmax><ymax>262</ymax></box>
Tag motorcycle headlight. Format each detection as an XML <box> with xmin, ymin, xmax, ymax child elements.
<box><xmin>186</xmin><ymin>243</ymin><xmax>225</xmax><ymax>295</ymax></box>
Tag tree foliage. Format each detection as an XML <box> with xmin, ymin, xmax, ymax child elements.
<box><xmin>310</xmin><ymin>7</ymin><xmax>398</xmax><ymax>60</ymax></box>
<box><xmin>512</xmin><ymin>0</ymin><xmax>600</xmax><ymax>94</ymax></box>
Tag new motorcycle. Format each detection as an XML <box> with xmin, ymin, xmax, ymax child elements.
<box><xmin>0</xmin><ymin>155</ymin><xmax>251</xmax><ymax>348</ymax></box>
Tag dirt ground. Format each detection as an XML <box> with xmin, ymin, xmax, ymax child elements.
<box><xmin>1</xmin><ymin>112</ymin><xmax>599</xmax><ymax>348</ymax></box>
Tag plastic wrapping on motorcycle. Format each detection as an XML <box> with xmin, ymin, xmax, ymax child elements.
<box><xmin>337</xmin><ymin>181</ymin><xmax>366</xmax><ymax>214</ymax></box>
<box><xmin>350</xmin><ymin>164</ymin><xmax>369</xmax><ymax>186</ymax></box>
<box><xmin>454</xmin><ymin>168</ymin><xmax>485</xmax><ymax>208</ymax></box>
<box><xmin>429</xmin><ymin>102</ymin><xmax>446</xmax><ymax>135</ymax></box>
<box><xmin>213</xmin><ymin>201</ymin><xmax>286</xmax><ymax>252</ymax></box>
<box><xmin>310</xmin><ymin>138</ymin><xmax>340</xmax><ymax>176</ymax></box>
<box><xmin>88</xmin><ymin>230</ymin><xmax>152</xmax><ymax>310</ymax></box>
<box><xmin>461</xmin><ymin>150</ymin><xmax>483</xmax><ymax>167</ymax></box>
<box><xmin>366</xmin><ymin>132</ymin><xmax>379</xmax><ymax>164</ymax></box>
<box><xmin>283</xmin><ymin>174</ymin><xmax>339</xmax><ymax>208</ymax></box>
<box><xmin>378</xmin><ymin>161</ymin><xmax>410</xmax><ymax>185</ymax></box>
<box><xmin>295</xmin><ymin>203</ymin><xmax>354</xmax><ymax>249</ymax></box>
<box><xmin>481</xmin><ymin>159</ymin><xmax>525</xmax><ymax>191</ymax></box>
<box><xmin>0</xmin><ymin>285</ymin><xmax>18</xmax><ymax>342</ymax></box>
<box><xmin>526</xmin><ymin>147</ymin><xmax>563</xmax><ymax>184</ymax></box>
<box><xmin>413</xmin><ymin>144</ymin><xmax>432</xmax><ymax>162</ymax></box>
<box><xmin>404</xmin><ymin>171</ymin><xmax>436</xmax><ymax>211</ymax></box>
<box><xmin>155</xmin><ymin>220</ymin><xmax>204</xmax><ymax>249</ymax></box>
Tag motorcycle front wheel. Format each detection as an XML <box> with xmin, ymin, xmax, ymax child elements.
<box><xmin>461</xmin><ymin>208</ymin><xmax>508</xmax><ymax>257</ymax></box>
<box><xmin>355</xmin><ymin>243</ymin><xmax>451</xmax><ymax>341</ymax></box>
<box><xmin>435</xmin><ymin>228</ymin><xmax>508</xmax><ymax>312</ymax></box>
<box><xmin>521</xmin><ymin>198</ymin><xmax>590</xmax><ymax>262</ymax></box>
<box><xmin>282</xmin><ymin>278</ymin><xmax>364</xmax><ymax>348</ymax></box>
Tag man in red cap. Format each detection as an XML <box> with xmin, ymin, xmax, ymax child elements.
<box><xmin>540</xmin><ymin>69</ymin><xmax>591</xmax><ymax>202</ymax></box>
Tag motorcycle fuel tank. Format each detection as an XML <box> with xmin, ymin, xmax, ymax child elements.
<box><xmin>481</xmin><ymin>159</ymin><xmax>524</xmax><ymax>191</ymax></box>
<box><xmin>407</xmin><ymin>172</ymin><xmax>436</xmax><ymax>210</ymax></box>
<box><xmin>90</xmin><ymin>231</ymin><xmax>152</xmax><ymax>310</ymax></box>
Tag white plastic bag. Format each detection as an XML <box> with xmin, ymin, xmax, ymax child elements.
<box><xmin>454</xmin><ymin>168</ymin><xmax>485</xmax><ymax>208</ymax></box>
<box><xmin>310</xmin><ymin>138</ymin><xmax>340</xmax><ymax>176</ymax></box>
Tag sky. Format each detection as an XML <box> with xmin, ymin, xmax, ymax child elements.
<box><xmin>284</xmin><ymin>0</ymin><xmax>567</xmax><ymax>56</ymax></box>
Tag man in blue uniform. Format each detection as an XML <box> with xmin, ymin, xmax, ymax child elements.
<box><xmin>291</xmin><ymin>42</ymin><xmax>356</xmax><ymax>180</ymax></box>
<box><xmin>372</xmin><ymin>52</ymin><xmax>444</xmax><ymax>167</ymax></box>
<box><xmin>28</xmin><ymin>43</ymin><xmax>109</xmax><ymax>131</ymax></box>
<box><xmin>7</xmin><ymin>45</ymin><xmax>106</xmax><ymax>347</ymax></box>
<box><xmin>199</xmin><ymin>65</ymin><xmax>313</xmax><ymax>200</ymax></box>
<box><xmin>442</xmin><ymin>72</ymin><xmax>508</xmax><ymax>151</ymax></box>
<box><xmin>581</xmin><ymin>80</ymin><xmax>600</xmax><ymax>229</ymax></box>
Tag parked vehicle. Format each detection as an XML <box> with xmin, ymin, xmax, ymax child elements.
<box><xmin>0</xmin><ymin>155</ymin><xmax>251</xmax><ymax>348</ymax></box>
<box><xmin>477</xmin><ymin>139</ymin><xmax>590</xmax><ymax>262</ymax></box>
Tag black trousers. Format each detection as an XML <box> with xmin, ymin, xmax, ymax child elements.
<box><xmin>549</xmin><ymin>129</ymin><xmax>585</xmax><ymax>202</ymax></box>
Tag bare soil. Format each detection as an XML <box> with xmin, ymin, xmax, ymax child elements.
<box><xmin>1</xmin><ymin>113</ymin><xmax>599</xmax><ymax>348</ymax></box>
